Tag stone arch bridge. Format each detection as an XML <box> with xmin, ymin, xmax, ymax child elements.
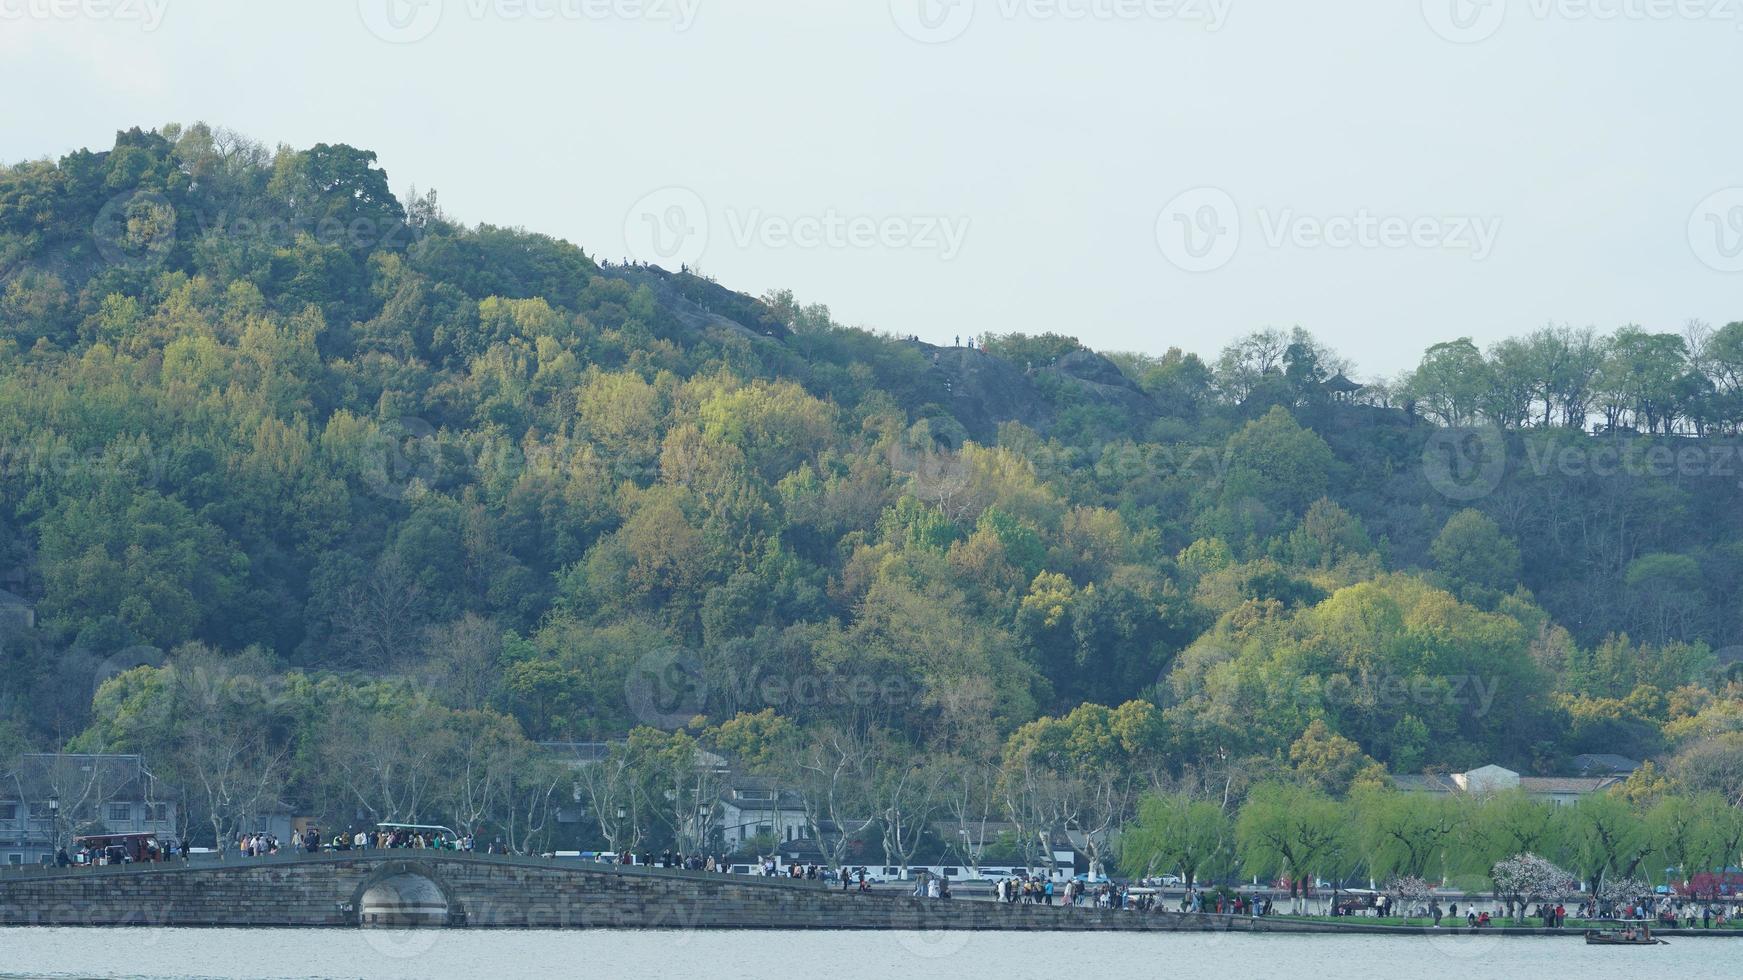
<box><xmin>0</xmin><ymin>853</ymin><xmax>1184</xmax><ymax>931</ymax></box>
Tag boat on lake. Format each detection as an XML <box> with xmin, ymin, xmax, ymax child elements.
<box><xmin>1584</xmin><ymin>920</ymin><xmax>1666</xmax><ymax>946</ymax></box>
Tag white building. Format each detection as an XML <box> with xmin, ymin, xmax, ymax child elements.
<box><xmin>1394</xmin><ymin>764</ymin><xmax>1622</xmax><ymax>807</ymax></box>
<box><xmin>716</xmin><ymin>779</ymin><xmax>810</xmax><ymax>849</ymax></box>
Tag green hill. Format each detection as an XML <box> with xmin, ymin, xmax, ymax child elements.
<box><xmin>2</xmin><ymin>126</ymin><xmax>1740</xmax><ymax>848</ymax></box>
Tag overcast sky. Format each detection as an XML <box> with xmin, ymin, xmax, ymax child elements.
<box><xmin>4</xmin><ymin>0</ymin><xmax>1741</xmax><ymax>377</ymax></box>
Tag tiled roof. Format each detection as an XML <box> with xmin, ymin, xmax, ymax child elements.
<box><xmin>1518</xmin><ymin>776</ymin><xmax>1619</xmax><ymax>795</ymax></box>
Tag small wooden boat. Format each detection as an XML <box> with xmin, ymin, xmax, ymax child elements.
<box><xmin>1585</xmin><ymin>921</ymin><xmax>1666</xmax><ymax>946</ymax></box>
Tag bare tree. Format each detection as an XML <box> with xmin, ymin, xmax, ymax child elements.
<box><xmin>183</xmin><ymin>724</ymin><xmax>286</xmax><ymax>857</ymax></box>
<box><xmin>424</xmin><ymin>614</ymin><xmax>503</xmax><ymax>711</ymax></box>
<box><xmin>7</xmin><ymin>749</ymin><xmax>135</xmax><ymax>854</ymax></box>
<box><xmin>503</xmin><ymin>757</ymin><xmax>565</xmax><ymax>855</ymax></box>
<box><xmin>574</xmin><ymin>743</ymin><xmax>647</xmax><ymax>855</ymax></box>
<box><xmin>876</xmin><ymin>751</ymin><xmax>941</xmax><ymax>878</ymax></box>
<box><xmin>320</xmin><ymin>704</ymin><xmax>449</xmax><ymax>825</ymax></box>
<box><xmin>939</xmin><ymin>753</ymin><xmax>1001</xmax><ymax>874</ymax></box>
<box><xmin>791</xmin><ymin>724</ymin><xmax>879</xmax><ymax>871</ymax></box>
<box><xmin>334</xmin><ymin>552</ymin><xmax>425</xmax><ymax>669</ymax></box>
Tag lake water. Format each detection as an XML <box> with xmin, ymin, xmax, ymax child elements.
<box><xmin>0</xmin><ymin>928</ymin><xmax>1735</xmax><ymax>979</ymax></box>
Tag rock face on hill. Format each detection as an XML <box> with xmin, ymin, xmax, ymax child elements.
<box><xmin>605</xmin><ymin>267</ymin><xmax>1157</xmax><ymax>442</ymax></box>
<box><xmin>1044</xmin><ymin>350</ymin><xmax>1160</xmax><ymax>422</ymax></box>
<box><xmin>914</xmin><ymin>344</ymin><xmax>1052</xmax><ymax>440</ymax></box>
<box><xmin>893</xmin><ymin>344</ymin><xmax>1160</xmax><ymax>441</ymax></box>
<box><xmin>606</xmin><ymin>264</ymin><xmax>790</xmax><ymax>343</ymax></box>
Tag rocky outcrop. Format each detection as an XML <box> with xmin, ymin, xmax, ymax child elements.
<box><xmin>1042</xmin><ymin>350</ymin><xmax>1159</xmax><ymax>423</ymax></box>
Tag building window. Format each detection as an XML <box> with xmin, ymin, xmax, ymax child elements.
<box><xmin>6</xmin><ymin>854</ymin><xmax>21</xmax><ymax>866</ymax></box>
<box><xmin>28</xmin><ymin>802</ymin><xmax>55</xmax><ymax>819</ymax></box>
<box><xmin>0</xmin><ymin>804</ymin><xmax>15</xmax><ymax>821</ymax></box>
<box><xmin>144</xmin><ymin>803</ymin><xmax>170</xmax><ymax>823</ymax></box>
<box><xmin>108</xmin><ymin>803</ymin><xmax>131</xmax><ymax>823</ymax></box>
<box><xmin>756</xmin><ymin>824</ymin><xmax>773</xmax><ymax>836</ymax></box>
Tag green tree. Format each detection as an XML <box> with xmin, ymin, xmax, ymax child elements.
<box><xmin>1121</xmin><ymin>793</ymin><xmax>1231</xmax><ymax>891</ymax></box>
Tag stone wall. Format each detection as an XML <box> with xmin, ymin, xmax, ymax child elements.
<box><xmin>6</xmin><ymin>857</ymin><xmax>1738</xmax><ymax>937</ymax></box>
<box><xmin>0</xmin><ymin>854</ymin><xmax>1216</xmax><ymax>931</ymax></box>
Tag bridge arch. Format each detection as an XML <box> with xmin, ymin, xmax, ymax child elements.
<box><xmin>350</xmin><ymin>860</ymin><xmax>464</xmax><ymax>928</ymax></box>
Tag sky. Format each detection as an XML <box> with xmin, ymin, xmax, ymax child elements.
<box><xmin>3</xmin><ymin>0</ymin><xmax>1741</xmax><ymax>378</ymax></box>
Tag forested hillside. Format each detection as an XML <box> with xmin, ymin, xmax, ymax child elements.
<box><xmin>2</xmin><ymin>126</ymin><xmax>1740</xmax><ymax>851</ymax></box>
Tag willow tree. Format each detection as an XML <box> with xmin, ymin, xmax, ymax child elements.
<box><xmin>1121</xmin><ymin>793</ymin><xmax>1230</xmax><ymax>892</ymax></box>
<box><xmin>1236</xmin><ymin>783</ymin><xmax>1351</xmax><ymax>913</ymax></box>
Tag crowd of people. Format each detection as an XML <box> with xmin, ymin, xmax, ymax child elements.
<box><xmin>286</xmin><ymin>826</ymin><xmax>513</xmax><ymax>855</ymax></box>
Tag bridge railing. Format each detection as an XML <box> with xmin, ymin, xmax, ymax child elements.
<box><xmin>0</xmin><ymin>848</ymin><xmax>833</xmax><ymax>891</ymax></box>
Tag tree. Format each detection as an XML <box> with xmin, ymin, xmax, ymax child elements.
<box><xmin>1219</xmin><ymin>407</ymin><xmax>1337</xmax><ymax>516</ymax></box>
<box><xmin>1001</xmin><ymin>701</ymin><xmax>1165</xmax><ymax>880</ymax></box>
<box><xmin>1490</xmin><ymin>853</ymin><xmax>1576</xmax><ymax>922</ymax></box>
<box><xmin>1648</xmin><ymin>793</ymin><xmax>1725</xmax><ymax>898</ymax></box>
<box><xmin>1355</xmin><ymin>789</ymin><xmax>1458</xmax><ymax>883</ymax></box>
<box><xmin>1407</xmin><ymin>339</ymin><xmax>1492</xmax><ymax>427</ymax></box>
<box><xmin>790</xmin><ymin>723</ymin><xmax>880</xmax><ymax>871</ymax></box>
<box><xmin>1122</xmin><ymin>793</ymin><xmax>1231</xmax><ymax>892</ymax></box>
<box><xmin>1385</xmin><ymin>875</ymin><xmax>1435</xmax><ymax>925</ymax></box>
<box><xmin>1556</xmin><ymin>792</ymin><xmax>1651</xmax><ymax>895</ymax></box>
<box><xmin>1430</xmin><ymin>509</ymin><xmax>1523</xmax><ymax>605</ymax></box>
<box><xmin>1236</xmin><ymin>783</ymin><xmax>1350</xmax><ymax>912</ymax></box>
<box><xmin>875</xmin><ymin>749</ymin><xmax>942</xmax><ymax>878</ymax></box>
<box><xmin>937</xmin><ymin>751</ymin><xmax>1002</xmax><ymax>874</ymax></box>
<box><xmin>1286</xmin><ymin>720</ymin><xmax>1374</xmax><ymax>796</ymax></box>
<box><xmin>571</xmin><ymin>740</ymin><xmax>647</xmax><ymax>855</ymax></box>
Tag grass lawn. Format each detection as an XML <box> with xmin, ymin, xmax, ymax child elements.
<box><xmin>1267</xmin><ymin>914</ymin><xmax>1743</xmax><ymax>931</ymax></box>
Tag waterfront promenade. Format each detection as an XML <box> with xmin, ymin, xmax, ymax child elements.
<box><xmin>0</xmin><ymin>852</ymin><xmax>1739</xmax><ymax>937</ymax></box>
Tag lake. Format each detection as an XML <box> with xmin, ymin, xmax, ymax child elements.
<box><xmin>0</xmin><ymin>928</ymin><xmax>1734</xmax><ymax>979</ymax></box>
